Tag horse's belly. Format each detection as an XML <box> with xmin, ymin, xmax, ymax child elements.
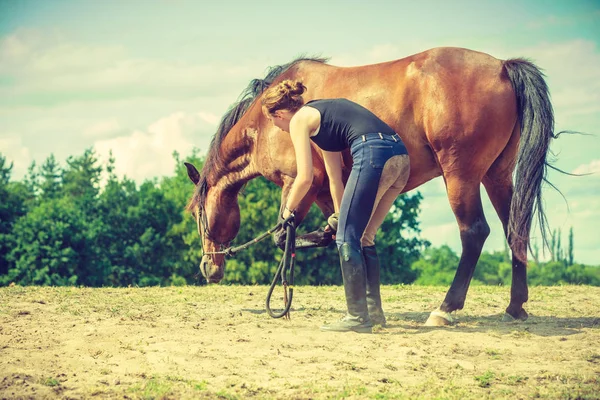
<box><xmin>401</xmin><ymin>142</ymin><xmax>442</xmax><ymax>193</ymax></box>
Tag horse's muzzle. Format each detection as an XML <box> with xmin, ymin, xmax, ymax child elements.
<box><xmin>200</xmin><ymin>255</ymin><xmax>224</xmax><ymax>283</ymax></box>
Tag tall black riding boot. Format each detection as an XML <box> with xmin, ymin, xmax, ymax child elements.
<box><xmin>321</xmin><ymin>243</ymin><xmax>373</xmax><ymax>333</ymax></box>
<box><xmin>363</xmin><ymin>245</ymin><xmax>386</xmax><ymax>326</ymax></box>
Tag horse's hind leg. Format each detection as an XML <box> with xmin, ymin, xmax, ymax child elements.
<box><xmin>425</xmin><ymin>175</ymin><xmax>490</xmax><ymax>326</ymax></box>
<box><xmin>482</xmin><ymin>149</ymin><xmax>529</xmax><ymax>321</ymax></box>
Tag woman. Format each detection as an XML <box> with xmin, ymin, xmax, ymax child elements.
<box><xmin>262</xmin><ymin>80</ymin><xmax>410</xmax><ymax>333</ymax></box>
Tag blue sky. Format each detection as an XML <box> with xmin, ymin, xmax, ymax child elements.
<box><xmin>1</xmin><ymin>0</ymin><xmax>599</xmax><ymax>264</ymax></box>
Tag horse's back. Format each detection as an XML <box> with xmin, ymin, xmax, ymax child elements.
<box><xmin>284</xmin><ymin>48</ymin><xmax>518</xmax><ymax>190</ymax></box>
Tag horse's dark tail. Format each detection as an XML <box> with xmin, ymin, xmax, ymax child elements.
<box><xmin>503</xmin><ymin>59</ymin><xmax>555</xmax><ymax>261</ymax></box>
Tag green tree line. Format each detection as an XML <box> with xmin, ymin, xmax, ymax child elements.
<box><xmin>0</xmin><ymin>150</ymin><xmax>598</xmax><ymax>287</ymax></box>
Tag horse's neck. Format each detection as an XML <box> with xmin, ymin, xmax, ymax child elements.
<box><xmin>210</xmin><ymin>123</ymin><xmax>260</xmax><ymax>191</ymax></box>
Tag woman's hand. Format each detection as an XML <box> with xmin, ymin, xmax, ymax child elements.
<box><xmin>327</xmin><ymin>212</ymin><xmax>339</xmax><ymax>232</ymax></box>
<box><xmin>324</xmin><ymin>212</ymin><xmax>339</xmax><ymax>240</ymax></box>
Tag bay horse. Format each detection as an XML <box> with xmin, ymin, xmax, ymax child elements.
<box><xmin>185</xmin><ymin>47</ymin><xmax>559</xmax><ymax>326</ymax></box>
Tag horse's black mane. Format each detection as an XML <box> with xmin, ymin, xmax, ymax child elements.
<box><xmin>187</xmin><ymin>56</ymin><xmax>328</xmax><ymax>212</ymax></box>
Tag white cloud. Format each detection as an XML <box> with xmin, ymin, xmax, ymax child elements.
<box><xmin>197</xmin><ymin>112</ymin><xmax>219</xmax><ymax>126</ymax></box>
<box><xmin>94</xmin><ymin>111</ymin><xmax>214</xmax><ymax>182</ymax></box>
<box><xmin>0</xmin><ymin>135</ymin><xmax>31</xmax><ymax>178</ymax></box>
<box><xmin>573</xmin><ymin>159</ymin><xmax>600</xmax><ymax>175</ymax></box>
<box><xmin>0</xmin><ymin>29</ymin><xmax>264</xmax><ymax>106</ymax></box>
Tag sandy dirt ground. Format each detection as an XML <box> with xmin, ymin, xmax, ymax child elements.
<box><xmin>0</xmin><ymin>284</ymin><xmax>599</xmax><ymax>399</ymax></box>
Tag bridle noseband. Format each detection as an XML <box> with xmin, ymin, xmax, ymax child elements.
<box><xmin>198</xmin><ymin>201</ymin><xmax>231</xmax><ymax>254</ymax></box>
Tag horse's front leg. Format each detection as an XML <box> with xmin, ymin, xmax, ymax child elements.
<box><xmin>293</xmin><ymin>189</ymin><xmax>337</xmax><ymax>249</ymax></box>
<box><xmin>273</xmin><ymin>176</ymin><xmax>327</xmax><ymax>249</ymax></box>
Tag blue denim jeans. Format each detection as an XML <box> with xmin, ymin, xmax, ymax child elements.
<box><xmin>336</xmin><ymin>133</ymin><xmax>408</xmax><ymax>252</ymax></box>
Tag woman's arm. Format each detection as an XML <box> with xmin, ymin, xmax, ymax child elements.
<box><xmin>321</xmin><ymin>151</ymin><xmax>344</xmax><ymax>213</ymax></box>
<box><xmin>282</xmin><ymin>109</ymin><xmax>317</xmax><ymax>219</ymax></box>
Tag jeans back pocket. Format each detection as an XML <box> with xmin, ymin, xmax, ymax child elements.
<box><xmin>369</xmin><ymin>145</ymin><xmax>393</xmax><ymax>169</ymax></box>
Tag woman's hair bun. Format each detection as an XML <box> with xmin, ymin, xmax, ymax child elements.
<box><xmin>279</xmin><ymin>80</ymin><xmax>306</xmax><ymax>97</ymax></box>
<box><xmin>262</xmin><ymin>79</ymin><xmax>307</xmax><ymax>113</ymax></box>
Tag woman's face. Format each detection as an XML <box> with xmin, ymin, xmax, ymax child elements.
<box><xmin>267</xmin><ymin>109</ymin><xmax>294</xmax><ymax>132</ymax></box>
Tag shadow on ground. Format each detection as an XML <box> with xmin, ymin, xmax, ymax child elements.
<box><xmin>242</xmin><ymin>307</ymin><xmax>599</xmax><ymax>337</ymax></box>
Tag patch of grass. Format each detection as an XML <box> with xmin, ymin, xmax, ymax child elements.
<box><xmin>474</xmin><ymin>370</ymin><xmax>496</xmax><ymax>387</ymax></box>
<box><xmin>269</xmin><ymin>371</ymin><xmax>280</xmax><ymax>379</ymax></box>
<box><xmin>337</xmin><ymin>385</ymin><xmax>368</xmax><ymax>398</ymax></box>
<box><xmin>215</xmin><ymin>390</ymin><xmax>239</xmax><ymax>400</ymax></box>
<box><xmin>128</xmin><ymin>377</ymin><xmax>173</xmax><ymax>399</ymax></box>
<box><xmin>485</xmin><ymin>348</ymin><xmax>502</xmax><ymax>359</ymax></box>
<box><xmin>43</xmin><ymin>377</ymin><xmax>59</xmax><ymax>387</ymax></box>
<box><xmin>163</xmin><ymin>375</ymin><xmax>207</xmax><ymax>391</ymax></box>
<box><xmin>193</xmin><ymin>381</ymin><xmax>208</xmax><ymax>391</ymax></box>
<box><xmin>505</xmin><ymin>374</ymin><xmax>528</xmax><ymax>385</ymax></box>
<box><xmin>405</xmin><ymin>377</ymin><xmax>474</xmax><ymax>399</ymax></box>
<box><xmin>373</xmin><ymin>389</ymin><xmax>407</xmax><ymax>400</ymax></box>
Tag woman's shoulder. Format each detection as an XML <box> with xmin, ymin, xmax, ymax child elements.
<box><xmin>293</xmin><ymin>104</ymin><xmax>321</xmax><ymax>130</ymax></box>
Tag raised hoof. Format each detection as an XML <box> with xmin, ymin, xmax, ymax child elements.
<box><xmin>503</xmin><ymin>308</ymin><xmax>529</xmax><ymax>322</ymax></box>
<box><xmin>425</xmin><ymin>310</ymin><xmax>453</xmax><ymax>327</ymax></box>
<box><xmin>295</xmin><ymin>227</ymin><xmax>334</xmax><ymax>249</ymax></box>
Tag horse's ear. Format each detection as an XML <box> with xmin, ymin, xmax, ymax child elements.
<box><xmin>184</xmin><ymin>162</ymin><xmax>200</xmax><ymax>185</ymax></box>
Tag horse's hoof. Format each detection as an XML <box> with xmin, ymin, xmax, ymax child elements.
<box><xmin>502</xmin><ymin>313</ymin><xmax>516</xmax><ymax>322</ymax></box>
<box><xmin>425</xmin><ymin>309</ymin><xmax>453</xmax><ymax>326</ymax></box>
<box><xmin>295</xmin><ymin>227</ymin><xmax>334</xmax><ymax>249</ymax></box>
<box><xmin>502</xmin><ymin>308</ymin><xmax>529</xmax><ymax>322</ymax></box>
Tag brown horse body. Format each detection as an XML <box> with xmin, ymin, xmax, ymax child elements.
<box><xmin>186</xmin><ymin>47</ymin><xmax>556</xmax><ymax>324</ymax></box>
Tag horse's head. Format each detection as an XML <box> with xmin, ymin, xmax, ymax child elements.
<box><xmin>185</xmin><ymin>162</ymin><xmax>240</xmax><ymax>283</ymax></box>
<box><xmin>182</xmin><ymin>57</ymin><xmax>337</xmax><ymax>282</ymax></box>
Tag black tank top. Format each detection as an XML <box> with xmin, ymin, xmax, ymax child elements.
<box><xmin>305</xmin><ymin>99</ymin><xmax>399</xmax><ymax>151</ymax></box>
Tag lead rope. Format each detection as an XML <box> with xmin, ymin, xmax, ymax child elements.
<box><xmin>202</xmin><ymin>214</ymin><xmax>297</xmax><ymax>319</ymax></box>
<box><xmin>266</xmin><ymin>217</ymin><xmax>296</xmax><ymax>319</ymax></box>
<box><xmin>202</xmin><ymin>222</ymin><xmax>284</xmax><ymax>257</ymax></box>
